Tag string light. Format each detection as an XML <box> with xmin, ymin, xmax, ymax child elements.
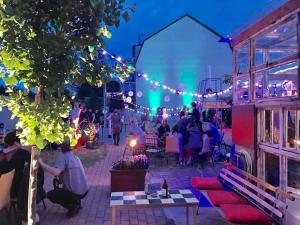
<box><xmin>99</xmin><ymin>48</ymin><xmax>233</xmax><ymax>98</ymax></box>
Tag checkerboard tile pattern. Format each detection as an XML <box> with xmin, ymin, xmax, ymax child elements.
<box><xmin>111</xmin><ymin>189</ymin><xmax>199</xmax><ymax>206</ymax></box>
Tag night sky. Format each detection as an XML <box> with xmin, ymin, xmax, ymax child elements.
<box><xmin>105</xmin><ymin>0</ymin><xmax>287</xmax><ymax>59</ymax></box>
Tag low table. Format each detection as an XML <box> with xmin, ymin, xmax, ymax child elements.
<box><xmin>110</xmin><ymin>189</ymin><xmax>199</xmax><ymax>225</ymax></box>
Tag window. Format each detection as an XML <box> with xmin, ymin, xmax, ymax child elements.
<box><xmin>265</xmin><ymin>110</ymin><xmax>271</xmax><ymax>143</ymax></box>
<box><xmin>288</xmin><ymin>158</ymin><xmax>300</xmax><ymax>191</ymax></box>
<box><xmin>236</xmin><ymin>42</ymin><xmax>250</xmax><ymax>73</ymax></box>
<box><xmin>254</xmin><ymin>72</ymin><xmax>264</xmax><ymax>99</ymax></box>
<box><xmin>262</xmin><ymin>109</ymin><xmax>279</xmax><ymax>145</ymax></box>
<box><xmin>235</xmin><ymin>76</ymin><xmax>250</xmax><ymax>102</ymax></box>
<box><xmin>273</xmin><ymin>111</ymin><xmax>280</xmax><ymax>145</ymax></box>
<box><xmin>254</xmin><ymin>62</ymin><xmax>298</xmax><ymax>98</ymax></box>
<box><xmin>265</xmin><ymin>152</ymin><xmax>280</xmax><ymax>187</ymax></box>
<box><xmin>286</xmin><ymin>110</ymin><xmax>296</xmax><ymax>149</ymax></box>
<box><xmin>255</xmin><ymin>16</ymin><xmax>297</xmax><ymax>65</ymax></box>
<box><xmin>266</xmin><ymin>62</ymin><xmax>298</xmax><ymax>97</ymax></box>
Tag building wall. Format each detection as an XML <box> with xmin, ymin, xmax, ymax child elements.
<box><xmin>135</xmin><ymin>16</ymin><xmax>232</xmax><ymax>111</ymax></box>
<box><xmin>0</xmin><ymin>107</ymin><xmax>18</xmax><ymax>132</ymax></box>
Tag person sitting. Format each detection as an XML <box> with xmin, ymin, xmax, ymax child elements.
<box><xmin>38</xmin><ymin>140</ymin><xmax>88</xmax><ymax>218</ymax></box>
<box><xmin>129</xmin><ymin>119</ymin><xmax>146</xmax><ymax>148</ymax></box>
<box><xmin>176</xmin><ymin>111</ymin><xmax>189</xmax><ymax>146</ymax></box>
<box><xmin>171</xmin><ymin>125</ymin><xmax>183</xmax><ymax>163</ymax></box>
<box><xmin>203</xmin><ymin>120</ymin><xmax>221</xmax><ymax>147</ymax></box>
<box><xmin>157</xmin><ymin>119</ymin><xmax>170</xmax><ymax>147</ymax></box>
<box><xmin>184</xmin><ymin>120</ymin><xmax>203</xmax><ymax>166</ymax></box>
<box><xmin>1</xmin><ymin>130</ymin><xmax>45</xmax><ymax>223</ymax></box>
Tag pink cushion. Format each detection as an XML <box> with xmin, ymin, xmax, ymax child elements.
<box><xmin>191</xmin><ymin>177</ymin><xmax>223</xmax><ymax>190</ymax></box>
<box><xmin>207</xmin><ymin>191</ymin><xmax>248</xmax><ymax>206</ymax></box>
<box><xmin>220</xmin><ymin>204</ymin><xmax>273</xmax><ymax>224</ymax></box>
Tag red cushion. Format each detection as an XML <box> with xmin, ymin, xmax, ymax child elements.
<box><xmin>220</xmin><ymin>204</ymin><xmax>273</xmax><ymax>224</ymax></box>
<box><xmin>191</xmin><ymin>177</ymin><xmax>223</xmax><ymax>190</ymax></box>
<box><xmin>207</xmin><ymin>191</ymin><xmax>248</xmax><ymax>206</ymax></box>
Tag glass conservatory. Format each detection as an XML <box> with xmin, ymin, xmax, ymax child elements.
<box><xmin>232</xmin><ymin>2</ymin><xmax>300</xmax><ymax>224</ymax></box>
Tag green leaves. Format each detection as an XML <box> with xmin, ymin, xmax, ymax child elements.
<box><xmin>0</xmin><ymin>0</ymin><xmax>135</xmax><ymax>150</ymax></box>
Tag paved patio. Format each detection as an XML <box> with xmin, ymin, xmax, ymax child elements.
<box><xmin>37</xmin><ymin>137</ymin><xmax>231</xmax><ymax>225</ymax></box>
<box><xmin>2</xmin><ymin>131</ymin><xmax>233</xmax><ymax>225</ymax></box>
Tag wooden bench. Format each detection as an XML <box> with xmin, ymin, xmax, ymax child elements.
<box><xmin>192</xmin><ymin>163</ymin><xmax>295</xmax><ymax>224</ymax></box>
<box><xmin>218</xmin><ymin>163</ymin><xmax>295</xmax><ymax>224</ymax></box>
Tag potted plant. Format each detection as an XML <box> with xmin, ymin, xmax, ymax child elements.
<box><xmin>110</xmin><ymin>154</ymin><xmax>149</xmax><ymax>192</ymax></box>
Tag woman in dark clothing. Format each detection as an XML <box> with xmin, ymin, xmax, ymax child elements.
<box><xmin>110</xmin><ymin>109</ymin><xmax>121</xmax><ymax>146</ymax></box>
<box><xmin>184</xmin><ymin>120</ymin><xmax>203</xmax><ymax>165</ymax></box>
<box><xmin>2</xmin><ymin>131</ymin><xmax>45</xmax><ymax>222</ymax></box>
<box><xmin>157</xmin><ymin>119</ymin><xmax>170</xmax><ymax>147</ymax></box>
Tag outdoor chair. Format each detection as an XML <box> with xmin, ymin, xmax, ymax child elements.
<box><xmin>0</xmin><ymin>169</ymin><xmax>15</xmax><ymax>225</ymax></box>
<box><xmin>165</xmin><ymin>134</ymin><xmax>182</xmax><ymax>165</ymax></box>
<box><xmin>199</xmin><ymin>134</ymin><xmax>215</xmax><ymax>167</ymax></box>
<box><xmin>144</xmin><ymin>134</ymin><xmax>164</xmax><ymax>164</ymax></box>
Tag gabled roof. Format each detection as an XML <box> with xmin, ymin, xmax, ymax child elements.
<box><xmin>143</xmin><ymin>13</ymin><xmax>225</xmax><ymax>43</ymax></box>
<box><xmin>134</xmin><ymin>14</ymin><xmax>228</xmax><ymax>63</ymax></box>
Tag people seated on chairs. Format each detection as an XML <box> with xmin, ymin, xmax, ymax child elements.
<box><xmin>157</xmin><ymin>119</ymin><xmax>170</xmax><ymax>147</ymax></box>
<box><xmin>38</xmin><ymin>140</ymin><xmax>88</xmax><ymax>219</ymax></box>
<box><xmin>175</xmin><ymin>111</ymin><xmax>189</xmax><ymax>146</ymax></box>
<box><xmin>129</xmin><ymin>119</ymin><xmax>146</xmax><ymax>148</ymax></box>
<box><xmin>171</xmin><ymin>125</ymin><xmax>183</xmax><ymax>163</ymax></box>
<box><xmin>1</xmin><ymin>130</ymin><xmax>45</xmax><ymax>223</ymax></box>
<box><xmin>184</xmin><ymin>119</ymin><xmax>203</xmax><ymax>166</ymax></box>
<box><xmin>203</xmin><ymin>119</ymin><xmax>221</xmax><ymax>148</ymax></box>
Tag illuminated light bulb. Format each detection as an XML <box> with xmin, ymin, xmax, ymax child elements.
<box><xmin>163</xmin><ymin>85</ymin><xmax>167</xmax><ymax>89</ymax></box>
<box><xmin>102</xmin><ymin>50</ymin><xmax>107</xmax><ymax>55</ymax></box>
<box><xmin>117</xmin><ymin>56</ymin><xmax>122</xmax><ymax>62</ymax></box>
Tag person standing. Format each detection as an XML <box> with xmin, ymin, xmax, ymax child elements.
<box><xmin>191</xmin><ymin>102</ymin><xmax>200</xmax><ymax>122</ymax></box>
<box><xmin>111</xmin><ymin>109</ymin><xmax>121</xmax><ymax>146</ymax></box>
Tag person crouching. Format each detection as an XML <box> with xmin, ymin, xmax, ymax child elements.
<box><xmin>38</xmin><ymin>140</ymin><xmax>88</xmax><ymax>218</ymax></box>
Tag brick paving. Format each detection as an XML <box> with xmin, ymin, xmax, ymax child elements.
<box><xmin>38</xmin><ymin>143</ymin><xmax>169</xmax><ymax>225</ymax></box>
<box><xmin>1</xmin><ymin>131</ymin><xmax>232</xmax><ymax>225</ymax></box>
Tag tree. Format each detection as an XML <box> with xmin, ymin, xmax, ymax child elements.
<box><xmin>0</xmin><ymin>0</ymin><xmax>135</xmax><ymax>224</ymax></box>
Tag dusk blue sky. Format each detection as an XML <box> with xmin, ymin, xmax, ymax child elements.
<box><xmin>105</xmin><ymin>0</ymin><xmax>287</xmax><ymax>59</ymax></box>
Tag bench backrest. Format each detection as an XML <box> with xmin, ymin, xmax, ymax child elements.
<box><xmin>219</xmin><ymin>163</ymin><xmax>295</xmax><ymax>222</ymax></box>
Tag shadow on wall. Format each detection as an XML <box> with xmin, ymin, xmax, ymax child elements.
<box><xmin>0</xmin><ymin>107</ymin><xmax>18</xmax><ymax>132</ymax></box>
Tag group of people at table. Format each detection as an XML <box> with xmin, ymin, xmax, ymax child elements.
<box><xmin>127</xmin><ymin>102</ymin><xmax>222</xmax><ymax>166</ymax></box>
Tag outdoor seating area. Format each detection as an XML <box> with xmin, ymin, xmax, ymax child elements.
<box><xmin>0</xmin><ymin>1</ymin><xmax>300</xmax><ymax>225</ymax></box>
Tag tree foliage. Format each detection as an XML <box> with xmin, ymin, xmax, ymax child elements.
<box><xmin>0</xmin><ymin>0</ymin><xmax>135</xmax><ymax>148</ymax></box>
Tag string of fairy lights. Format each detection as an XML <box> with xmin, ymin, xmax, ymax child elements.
<box><xmin>101</xmin><ymin>48</ymin><xmax>232</xmax><ymax>115</ymax></box>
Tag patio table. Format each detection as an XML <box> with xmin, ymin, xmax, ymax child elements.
<box><xmin>110</xmin><ymin>189</ymin><xmax>199</xmax><ymax>225</ymax></box>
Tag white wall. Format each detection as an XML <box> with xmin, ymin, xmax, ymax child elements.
<box><xmin>0</xmin><ymin>107</ymin><xmax>17</xmax><ymax>132</ymax></box>
<box><xmin>135</xmin><ymin>16</ymin><xmax>232</xmax><ymax>111</ymax></box>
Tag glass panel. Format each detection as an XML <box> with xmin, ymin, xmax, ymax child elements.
<box><xmin>266</xmin><ymin>62</ymin><xmax>298</xmax><ymax>97</ymax></box>
<box><xmin>254</xmin><ymin>72</ymin><xmax>264</xmax><ymax>99</ymax></box>
<box><xmin>287</xmin><ymin>110</ymin><xmax>296</xmax><ymax>149</ymax></box>
<box><xmin>255</xmin><ymin>48</ymin><xmax>264</xmax><ymax>65</ymax></box>
<box><xmin>255</xmin><ymin>17</ymin><xmax>297</xmax><ymax>65</ymax></box>
<box><xmin>273</xmin><ymin>111</ymin><xmax>280</xmax><ymax>144</ymax></box>
<box><xmin>236</xmin><ymin>42</ymin><xmax>250</xmax><ymax>73</ymax></box>
<box><xmin>265</xmin><ymin>110</ymin><xmax>271</xmax><ymax>143</ymax></box>
<box><xmin>265</xmin><ymin>152</ymin><xmax>280</xmax><ymax>187</ymax></box>
<box><xmin>288</xmin><ymin>159</ymin><xmax>300</xmax><ymax>190</ymax></box>
<box><xmin>235</xmin><ymin>76</ymin><xmax>250</xmax><ymax>102</ymax></box>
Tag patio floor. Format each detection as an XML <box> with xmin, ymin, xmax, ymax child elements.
<box><xmin>2</xmin><ymin>131</ymin><xmax>233</xmax><ymax>225</ymax></box>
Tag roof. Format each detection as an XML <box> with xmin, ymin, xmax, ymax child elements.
<box><xmin>134</xmin><ymin>14</ymin><xmax>228</xmax><ymax>63</ymax></box>
<box><xmin>143</xmin><ymin>14</ymin><xmax>225</xmax><ymax>43</ymax></box>
<box><xmin>232</xmin><ymin>0</ymin><xmax>300</xmax><ymax>47</ymax></box>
